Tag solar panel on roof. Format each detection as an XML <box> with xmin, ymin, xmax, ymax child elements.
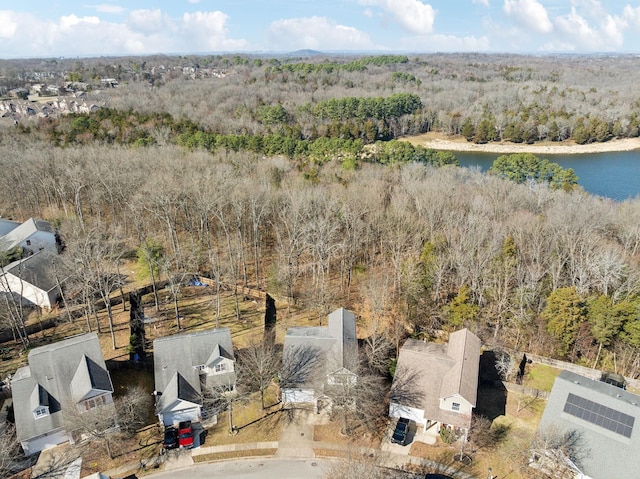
<box><xmin>564</xmin><ymin>393</ymin><xmax>634</xmax><ymax>438</ymax></box>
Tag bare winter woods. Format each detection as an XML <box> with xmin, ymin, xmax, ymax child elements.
<box><xmin>0</xmin><ymin>137</ymin><xmax>639</xmax><ymax>374</ymax></box>
<box><xmin>1</xmin><ymin>52</ymin><xmax>640</xmax><ymax>378</ymax></box>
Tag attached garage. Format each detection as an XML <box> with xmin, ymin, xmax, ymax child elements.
<box><xmin>22</xmin><ymin>428</ymin><xmax>70</xmax><ymax>456</ymax></box>
<box><xmin>160</xmin><ymin>406</ymin><xmax>200</xmax><ymax>426</ymax></box>
<box><xmin>389</xmin><ymin>402</ymin><xmax>427</xmax><ymax>431</ymax></box>
<box><xmin>282</xmin><ymin>389</ymin><xmax>316</xmax><ymax>404</ymax></box>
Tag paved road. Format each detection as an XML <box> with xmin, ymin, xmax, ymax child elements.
<box><xmin>146</xmin><ymin>457</ymin><xmax>336</xmax><ymax>479</ymax></box>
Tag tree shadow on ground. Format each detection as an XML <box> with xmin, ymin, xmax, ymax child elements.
<box><xmin>475</xmin><ymin>351</ymin><xmax>507</xmax><ymax>421</ymax></box>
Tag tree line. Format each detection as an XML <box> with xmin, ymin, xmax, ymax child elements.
<box><xmin>0</xmin><ymin>123</ymin><xmax>639</xmax><ymax>376</ymax></box>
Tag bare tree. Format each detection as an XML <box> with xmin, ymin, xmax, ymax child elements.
<box><xmin>63</xmin><ymin>403</ymin><xmax>119</xmax><ymax>459</ymax></box>
<box><xmin>237</xmin><ymin>339</ymin><xmax>281</xmax><ymax>409</ymax></box>
<box><xmin>114</xmin><ymin>386</ymin><xmax>153</xmax><ymax>437</ymax></box>
<box><xmin>0</xmin><ymin>423</ymin><xmax>23</xmax><ymax>479</ymax></box>
<box><xmin>279</xmin><ymin>345</ymin><xmax>326</xmax><ymax>399</ymax></box>
<box><xmin>529</xmin><ymin>425</ymin><xmax>589</xmax><ymax>479</ymax></box>
<box><xmin>201</xmin><ymin>375</ymin><xmax>238</xmax><ymax>434</ymax></box>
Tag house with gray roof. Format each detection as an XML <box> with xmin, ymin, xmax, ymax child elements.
<box><xmin>533</xmin><ymin>370</ymin><xmax>640</xmax><ymax>479</ymax></box>
<box><xmin>0</xmin><ymin>249</ymin><xmax>63</xmax><ymax>308</ymax></box>
<box><xmin>11</xmin><ymin>333</ymin><xmax>114</xmax><ymax>455</ymax></box>
<box><xmin>0</xmin><ymin>218</ymin><xmax>20</xmax><ymax>237</ymax></box>
<box><xmin>389</xmin><ymin>328</ymin><xmax>481</xmax><ymax>440</ymax></box>
<box><xmin>0</xmin><ymin>218</ymin><xmax>56</xmax><ymax>254</ymax></box>
<box><xmin>153</xmin><ymin>328</ymin><xmax>236</xmax><ymax>426</ymax></box>
<box><xmin>281</xmin><ymin>308</ymin><xmax>358</xmax><ymax>407</ymax></box>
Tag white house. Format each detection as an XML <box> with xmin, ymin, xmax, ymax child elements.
<box><xmin>389</xmin><ymin>329</ymin><xmax>481</xmax><ymax>441</ymax></box>
<box><xmin>153</xmin><ymin>328</ymin><xmax>236</xmax><ymax>426</ymax></box>
<box><xmin>11</xmin><ymin>333</ymin><xmax>115</xmax><ymax>455</ymax></box>
<box><xmin>0</xmin><ymin>218</ymin><xmax>57</xmax><ymax>254</ymax></box>
<box><xmin>0</xmin><ymin>249</ymin><xmax>62</xmax><ymax>308</ymax></box>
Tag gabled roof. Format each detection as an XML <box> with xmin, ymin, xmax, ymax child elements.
<box><xmin>440</xmin><ymin>329</ymin><xmax>482</xmax><ymax>405</ymax></box>
<box><xmin>2</xmin><ymin>249</ymin><xmax>62</xmax><ymax>293</ymax></box>
<box><xmin>0</xmin><ymin>218</ymin><xmax>20</xmax><ymax>237</ymax></box>
<box><xmin>391</xmin><ymin>328</ymin><xmax>481</xmax><ymax>429</ymax></box>
<box><xmin>283</xmin><ymin>307</ymin><xmax>358</xmax><ymax>387</ymax></box>
<box><xmin>0</xmin><ymin>218</ymin><xmax>54</xmax><ymax>251</ymax></box>
<box><xmin>11</xmin><ymin>333</ymin><xmax>112</xmax><ymax>445</ymax></box>
<box><xmin>537</xmin><ymin>370</ymin><xmax>640</xmax><ymax>479</ymax></box>
<box><xmin>153</xmin><ymin>328</ymin><xmax>236</xmax><ymax>407</ymax></box>
<box><xmin>70</xmin><ymin>355</ymin><xmax>114</xmax><ymax>403</ymax></box>
<box><xmin>156</xmin><ymin>372</ymin><xmax>201</xmax><ymax>413</ymax></box>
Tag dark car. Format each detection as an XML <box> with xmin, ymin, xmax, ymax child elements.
<box><xmin>391</xmin><ymin>417</ymin><xmax>411</xmax><ymax>445</ymax></box>
<box><xmin>178</xmin><ymin>421</ymin><xmax>194</xmax><ymax>448</ymax></box>
<box><xmin>163</xmin><ymin>426</ymin><xmax>178</xmax><ymax>449</ymax></box>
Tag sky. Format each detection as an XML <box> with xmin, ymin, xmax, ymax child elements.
<box><xmin>2</xmin><ymin>1</ymin><xmax>640</xmax><ymax>58</ymax></box>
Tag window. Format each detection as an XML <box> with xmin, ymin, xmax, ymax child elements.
<box><xmin>194</xmin><ymin>364</ymin><xmax>205</xmax><ymax>371</ymax></box>
<box><xmin>215</xmin><ymin>363</ymin><xmax>227</xmax><ymax>373</ymax></box>
<box><xmin>33</xmin><ymin>407</ymin><xmax>48</xmax><ymax>419</ymax></box>
<box><xmin>83</xmin><ymin>395</ymin><xmax>106</xmax><ymax>411</ymax></box>
<box><xmin>452</xmin><ymin>402</ymin><xmax>460</xmax><ymax>412</ymax></box>
<box><xmin>26</xmin><ymin>240</ymin><xmax>31</xmax><ymax>246</ymax></box>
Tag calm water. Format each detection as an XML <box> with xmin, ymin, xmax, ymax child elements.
<box><xmin>456</xmin><ymin>150</ymin><xmax>640</xmax><ymax>201</ymax></box>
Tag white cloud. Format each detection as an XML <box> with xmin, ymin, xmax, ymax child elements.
<box><xmin>91</xmin><ymin>4</ymin><xmax>126</xmax><ymax>14</ymax></box>
<box><xmin>554</xmin><ymin>6</ymin><xmax>624</xmax><ymax>51</ymax></box>
<box><xmin>0</xmin><ymin>8</ymin><xmax>248</xmax><ymax>57</ymax></box>
<box><xmin>128</xmin><ymin>9</ymin><xmax>172</xmax><ymax>35</ymax></box>
<box><xmin>0</xmin><ymin>11</ymin><xmax>19</xmax><ymax>39</ymax></box>
<box><xmin>266</xmin><ymin>16</ymin><xmax>373</xmax><ymax>50</ymax></box>
<box><xmin>358</xmin><ymin>0</ymin><xmax>436</xmax><ymax>34</ymax></box>
<box><xmin>503</xmin><ymin>0</ymin><xmax>553</xmax><ymax>34</ymax></box>
<box><xmin>472</xmin><ymin>0</ymin><xmax>489</xmax><ymax>6</ymax></box>
<box><xmin>623</xmin><ymin>5</ymin><xmax>640</xmax><ymax>27</ymax></box>
<box><xmin>182</xmin><ymin>11</ymin><xmax>248</xmax><ymax>50</ymax></box>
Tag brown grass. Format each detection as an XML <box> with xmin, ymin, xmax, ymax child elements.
<box><xmin>314</xmin><ymin>448</ymin><xmax>349</xmax><ymax>458</ymax></box>
<box><xmin>313</xmin><ymin>420</ymin><xmax>382</xmax><ymax>449</ymax></box>
<box><xmin>204</xmin><ymin>390</ymin><xmax>283</xmax><ymax>446</ymax></box>
<box><xmin>193</xmin><ymin>448</ymin><xmax>277</xmax><ymax>462</ymax></box>
<box><xmin>408</xmin><ymin>391</ymin><xmax>544</xmax><ymax>479</ymax></box>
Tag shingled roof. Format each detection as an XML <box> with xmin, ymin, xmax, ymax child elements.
<box><xmin>153</xmin><ymin>328</ymin><xmax>236</xmax><ymax>414</ymax></box>
<box><xmin>392</xmin><ymin>329</ymin><xmax>481</xmax><ymax>429</ymax></box>
<box><xmin>283</xmin><ymin>307</ymin><xmax>358</xmax><ymax>382</ymax></box>
<box><xmin>536</xmin><ymin>370</ymin><xmax>640</xmax><ymax>479</ymax></box>
<box><xmin>11</xmin><ymin>333</ymin><xmax>113</xmax><ymax>448</ymax></box>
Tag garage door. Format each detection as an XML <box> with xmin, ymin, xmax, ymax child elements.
<box><xmin>164</xmin><ymin>407</ymin><xmax>200</xmax><ymax>426</ymax></box>
<box><xmin>23</xmin><ymin>429</ymin><xmax>70</xmax><ymax>455</ymax></box>
<box><xmin>282</xmin><ymin>389</ymin><xmax>315</xmax><ymax>403</ymax></box>
<box><xmin>389</xmin><ymin>403</ymin><xmax>426</xmax><ymax>428</ymax></box>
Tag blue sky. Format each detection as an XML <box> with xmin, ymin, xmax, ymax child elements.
<box><xmin>2</xmin><ymin>1</ymin><xmax>640</xmax><ymax>58</ymax></box>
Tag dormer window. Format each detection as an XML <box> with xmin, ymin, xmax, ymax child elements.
<box><xmin>194</xmin><ymin>364</ymin><xmax>205</xmax><ymax>371</ymax></box>
<box><xmin>215</xmin><ymin>363</ymin><xmax>227</xmax><ymax>373</ymax></box>
<box><xmin>33</xmin><ymin>407</ymin><xmax>49</xmax><ymax>419</ymax></box>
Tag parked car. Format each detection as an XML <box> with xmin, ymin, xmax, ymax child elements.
<box><xmin>163</xmin><ymin>426</ymin><xmax>178</xmax><ymax>449</ymax></box>
<box><xmin>391</xmin><ymin>417</ymin><xmax>411</xmax><ymax>445</ymax></box>
<box><xmin>178</xmin><ymin>421</ymin><xmax>194</xmax><ymax>448</ymax></box>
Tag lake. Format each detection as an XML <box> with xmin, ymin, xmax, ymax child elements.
<box><xmin>455</xmin><ymin>150</ymin><xmax>640</xmax><ymax>201</ymax></box>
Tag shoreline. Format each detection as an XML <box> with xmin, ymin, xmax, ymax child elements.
<box><xmin>419</xmin><ymin>137</ymin><xmax>640</xmax><ymax>155</ymax></box>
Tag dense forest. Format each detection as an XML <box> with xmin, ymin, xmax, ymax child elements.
<box><xmin>1</xmin><ymin>53</ymin><xmax>640</xmax><ymax>379</ymax></box>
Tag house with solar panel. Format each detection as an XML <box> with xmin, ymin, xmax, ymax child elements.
<box><xmin>153</xmin><ymin>328</ymin><xmax>236</xmax><ymax>426</ymax></box>
<box><xmin>389</xmin><ymin>328</ymin><xmax>481</xmax><ymax>442</ymax></box>
<box><xmin>10</xmin><ymin>333</ymin><xmax>115</xmax><ymax>455</ymax></box>
<box><xmin>533</xmin><ymin>370</ymin><xmax>640</xmax><ymax>479</ymax></box>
